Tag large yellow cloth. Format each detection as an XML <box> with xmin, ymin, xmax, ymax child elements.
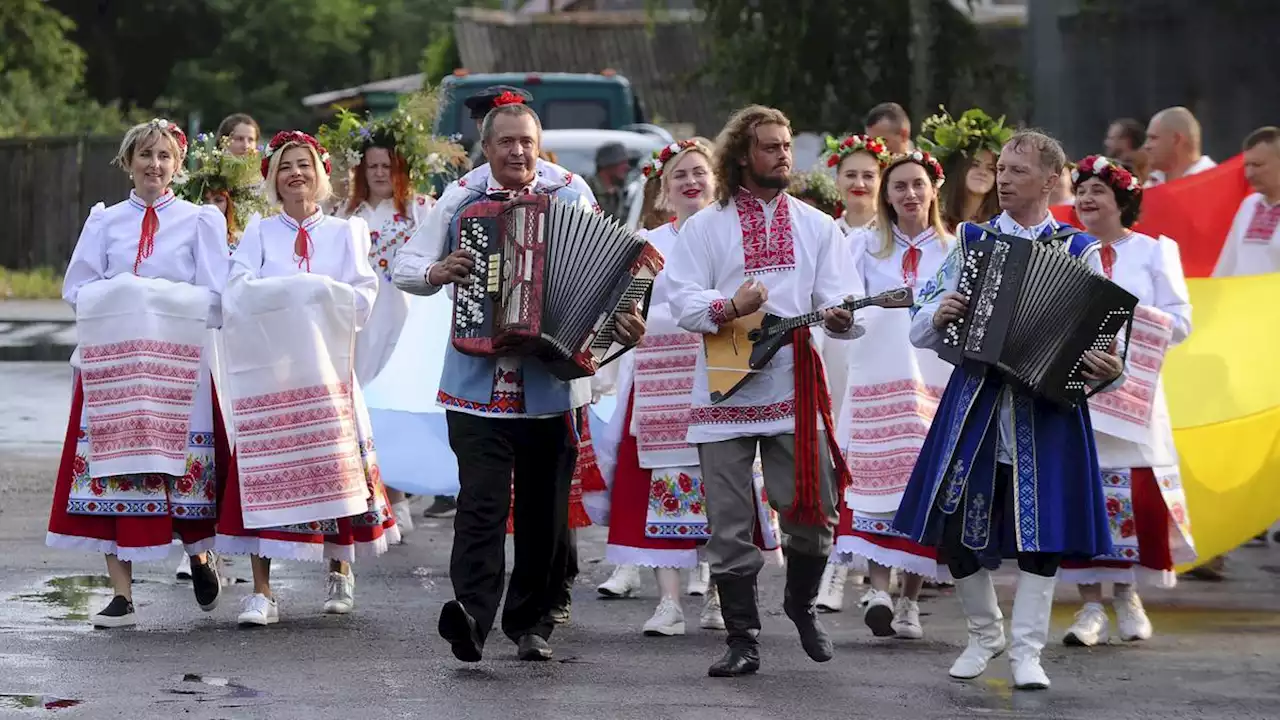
<box><xmin>1166</xmin><ymin>275</ymin><xmax>1280</xmax><ymax>566</ymax></box>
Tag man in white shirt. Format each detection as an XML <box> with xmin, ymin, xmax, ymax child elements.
<box><xmin>1214</xmin><ymin>126</ymin><xmax>1280</xmax><ymax>277</ymax></box>
<box><xmin>666</xmin><ymin>105</ymin><xmax>862</xmax><ymax>678</ymax></box>
<box><xmin>1144</xmin><ymin>106</ymin><xmax>1216</xmax><ymax>187</ymax></box>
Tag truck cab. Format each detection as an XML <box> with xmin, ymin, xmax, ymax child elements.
<box><xmin>437</xmin><ymin>71</ymin><xmax>642</xmax><ymax>148</ymax></box>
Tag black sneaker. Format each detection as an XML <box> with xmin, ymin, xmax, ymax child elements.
<box><xmin>191</xmin><ymin>552</ymin><xmax>222</xmax><ymax>611</ymax></box>
<box><xmin>92</xmin><ymin>595</ymin><xmax>136</xmax><ymax>628</ymax></box>
<box><xmin>422</xmin><ymin>496</ymin><xmax>458</xmax><ymax>518</ymax></box>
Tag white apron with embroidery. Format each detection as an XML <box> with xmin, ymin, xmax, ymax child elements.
<box><xmin>221</xmin><ymin>274</ymin><xmax>370</xmax><ymax>529</ymax></box>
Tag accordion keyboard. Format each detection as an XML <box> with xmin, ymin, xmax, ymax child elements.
<box><xmin>453</xmin><ymin>217</ymin><xmax>495</xmax><ymax>337</ymax></box>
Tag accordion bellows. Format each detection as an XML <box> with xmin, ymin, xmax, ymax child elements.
<box><xmin>939</xmin><ymin>232</ymin><xmax>1138</xmax><ymax>408</ymax></box>
<box><xmin>452</xmin><ymin>194</ymin><xmax>663</xmax><ymax>380</ymax></box>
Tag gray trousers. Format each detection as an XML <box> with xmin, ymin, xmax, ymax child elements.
<box><xmin>697</xmin><ymin>433</ymin><xmax>840</xmax><ymax>579</ymax></box>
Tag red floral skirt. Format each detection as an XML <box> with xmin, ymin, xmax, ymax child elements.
<box><xmin>46</xmin><ymin>376</ymin><xmax>227</xmax><ymax>563</ymax></box>
<box><xmin>1060</xmin><ymin>467</ymin><xmax>1175</xmax><ymax>578</ymax></box>
<box><xmin>834</xmin><ymin>489</ymin><xmax>949</xmax><ymax>580</ymax></box>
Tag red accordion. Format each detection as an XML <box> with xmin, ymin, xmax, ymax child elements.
<box><xmin>451</xmin><ymin>194</ymin><xmax>664</xmax><ymax>380</ymax></box>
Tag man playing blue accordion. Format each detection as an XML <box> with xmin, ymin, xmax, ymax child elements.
<box><xmin>893</xmin><ymin>130</ymin><xmax>1126</xmax><ymax>691</ymax></box>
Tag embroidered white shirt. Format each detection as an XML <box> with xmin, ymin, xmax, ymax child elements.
<box><xmin>1213</xmin><ymin>193</ymin><xmax>1280</xmax><ymax>277</ymax></box>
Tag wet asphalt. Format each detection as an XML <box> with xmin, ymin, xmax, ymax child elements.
<box><xmin>2</xmin><ymin>361</ymin><xmax>1280</xmax><ymax>719</ymax></box>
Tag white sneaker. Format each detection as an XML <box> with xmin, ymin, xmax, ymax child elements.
<box><xmin>891</xmin><ymin>596</ymin><xmax>923</xmax><ymax>639</ymax></box>
<box><xmin>700</xmin><ymin>586</ymin><xmax>726</xmax><ymax>630</ymax></box>
<box><xmin>597</xmin><ymin>564</ymin><xmax>642</xmax><ymax>598</ymax></box>
<box><xmin>816</xmin><ymin>562</ymin><xmax>848</xmax><ymax>613</ymax></box>
<box><xmin>687</xmin><ymin>562</ymin><xmax>711</xmax><ymax>596</ymax></box>
<box><xmin>323</xmin><ymin>570</ymin><xmax>355</xmax><ymax>614</ymax></box>
<box><xmin>175</xmin><ymin>553</ymin><xmax>192</xmax><ymax>580</ymax></box>
<box><xmin>391</xmin><ymin>501</ymin><xmax>414</xmax><ymax>539</ymax></box>
<box><xmin>642</xmin><ymin>597</ymin><xmax>686</xmax><ymax>636</ymax></box>
<box><xmin>1113</xmin><ymin>589</ymin><xmax>1153</xmax><ymax>641</ymax></box>
<box><xmin>238</xmin><ymin>593</ymin><xmax>279</xmax><ymax>626</ymax></box>
<box><xmin>1063</xmin><ymin>602</ymin><xmax>1109</xmax><ymax>647</ymax></box>
<box><xmin>863</xmin><ymin>588</ymin><xmax>895</xmax><ymax>637</ymax></box>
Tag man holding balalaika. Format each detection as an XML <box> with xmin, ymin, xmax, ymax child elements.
<box><xmin>892</xmin><ymin>131</ymin><xmax>1127</xmax><ymax>692</ymax></box>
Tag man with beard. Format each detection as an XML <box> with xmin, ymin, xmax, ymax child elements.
<box><xmin>664</xmin><ymin>105</ymin><xmax>864</xmax><ymax>677</ymax></box>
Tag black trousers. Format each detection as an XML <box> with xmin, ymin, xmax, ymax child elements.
<box><xmin>446</xmin><ymin>410</ymin><xmax>576</xmax><ymax>644</ymax></box>
<box><xmin>940</xmin><ymin>463</ymin><xmax>1061</xmax><ymax>580</ymax></box>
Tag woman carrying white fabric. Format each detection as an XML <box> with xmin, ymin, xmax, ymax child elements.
<box><xmin>215</xmin><ymin>130</ymin><xmax>398</xmax><ymax>626</ymax></box>
<box><xmin>47</xmin><ymin>118</ymin><xmax>230</xmax><ymax>628</ymax></box>
<box><xmin>1059</xmin><ymin>155</ymin><xmax>1196</xmax><ymax>646</ymax></box>
<box><xmin>832</xmin><ymin>151</ymin><xmax>954</xmax><ymax>639</ymax></box>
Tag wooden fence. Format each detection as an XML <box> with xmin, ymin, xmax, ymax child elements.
<box><xmin>0</xmin><ymin>136</ymin><xmax>131</xmax><ymax>271</ymax></box>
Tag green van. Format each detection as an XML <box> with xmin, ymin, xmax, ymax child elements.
<box><xmin>436</xmin><ymin>71</ymin><xmax>643</xmax><ymax>147</ymax></box>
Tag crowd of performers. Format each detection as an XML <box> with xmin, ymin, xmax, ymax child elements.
<box><xmin>42</xmin><ymin>84</ymin><xmax>1280</xmax><ymax>690</ymax></box>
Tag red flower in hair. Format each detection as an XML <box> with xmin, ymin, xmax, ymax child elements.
<box><xmin>261</xmin><ymin>130</ymin><xmax>332</xmax><ymax>178</ymax></box>
<box><xmin>494</xmin><ymin>91</ymin><xmax>526</xmax><ymax>107</ymax></box>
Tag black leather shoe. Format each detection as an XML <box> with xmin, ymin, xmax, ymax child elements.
<box><xmin>438</xmin><ymin>600</ymin><xmax>483</xmax><ymax>662</ymax></box>
<box><xmin>783</xmin><ymin>551</ymin><xmax>835</xmax><ymax>662</ymax></box>
<box><xmin>707</xmin><ymin>645</ymin><xmax>760</xmax><ymax>677</ymax></box>
<box><xmin>516</xmin><ymin>634</ymin><xmax>553</xmax><ymax>661</ymax></box>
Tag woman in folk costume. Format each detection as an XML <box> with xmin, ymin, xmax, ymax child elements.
<box><xmin>831</xmin><ymin>151</ymin><xmax>954</xmax><ymax>639</ymax></box>
<box><xmin>591</xmin><ymin>140</ymin><xmax>784</xmax><ymax>635</ymax></box>
<box><xmin>47</xmin><ymin>118</ymin><xmax>230</xmax><ymax>628</ymax></box>
<box><xmin>324</xmin><ymin>92</ymin><xmax>469</xmax><ymax>534</ymax></box>
<box><xmin>215</xmin><ymin>130</ymin><xmax>398</xmax><ymax>626</ymax></box>
<box><xmin>917</xmin><ymin>107</ymin><xmax>1009</xmax><ymax>233</ymax></box>
<box><xmin>1059</xmin><ymin>156</ymin><xmax>1196</xmax><ymax>646</ymax></box>
<box><xmin>815</xmin><ymin>134</ymin><xmax>891</xmax><ymax>612</ymax></box>
<box><xmin>177</xmin><ymin>132</ymin><xmax>271</xmax><ymax>252</ymax></box>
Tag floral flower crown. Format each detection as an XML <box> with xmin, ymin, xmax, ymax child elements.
<box><xmin>174</xmin><ymin>133</ymin><xmax>271</xmax><ymax>230</ymax></box>
<box><xmin>788</xmin><ymin>170</ymin><xmax>843</xmax><ymax>217</ymax></box>
<box><xmin>916</xmin><ymin>106</ymin><xmax>1013</xmax><ymax>162</ymax></box>
<box><xmin>493</xmin><ymin>90</ymin><xmax>526</xmax><ymax>107</ymax></box>
<box><xmin>642</xmin><ymin>139</ymin><xmax>706</xmax><ymax>180</ymax></box>
<box><xmin>147</xmin><ymin>118</ymin><xmax>188</xmax><ymax>151</ymax></box>
<box><xmin>822</xmin><ymin>134</ymin><xmax>891</xmax><ymax>169</ymax></box>
<box><xmin>317</xmin><ymin>88</ymin><xmax>469</xmax><ymax>195</ymax></box>
<box><xmin>261</xmin><ymin>130</ymin><xmax>332</xmax><ymax>178</ymax></box>
<box><xmin>1072</xmin><ymin>155</ymin><xmax>1141</xmax><ymax>195</ymax></box>
<box><xmin>894</xmin><ymin>150</ymin><xmax>946</xmax><ymax>188</ymax></box>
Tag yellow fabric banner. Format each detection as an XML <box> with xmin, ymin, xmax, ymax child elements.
<box><xmin>1166</xmin><ymin>275</ymin><xmax>1280</xmax><ymax>566</ymax></box>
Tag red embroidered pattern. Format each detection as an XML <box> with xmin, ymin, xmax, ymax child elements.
<box><xmin>237</xmin><ymin>405</ymin><xmax>352</xmax><ymax>434</ymax></box>
<box><xmin>1245</xmin><ymin>201</ymin><xmax>1280</xmax><ymax>243</ymax></box>
<box><xmin>437</xmin><ymin>390</ymin><xmax>526</xmax><ymax>414</ymax></box>
<box><xmin>638</xmin><ymin>333</ymin><xmax>701</xmax><ymax>349</ymax></box>
<box><xmin>708</xmin><ymin>298</ymin><xmax>730</xmax><ymax>325</ymax></box>
<box><xmin>689</xmin><ymin>399</ymin><xmax>795</xmax><ymax>425</ymax></box>
<box><xmin>83</xmin><ymin>384</ymin><xmax>194</xmax><ymax>407</ymax></box>
<box><xmin>634</xmin><ymin>378</ymin><xmax>694</xmax><ymax>395</ymax></box>
<box><xmin>81</xmin><ymin>339</ymin><xmax>201</xmax><ymax>362</ymax></box>
<box><xmin>734</xmin><ymin>188</ymin><xmax>796</xmax><ymax>274</ymax></box>
<box><xmin>634</xmin><ymin>352</ymin><xmax>698</xmax><ymax>373</ymax></box>
<box><xmin>233</xmin><ymin>383</ymin><xmax>350</xmax><ymax>413</ymax></box>
<box><xmin>80</xmin><ymin>360</ymin><xmax>199</xmax><ymax>384</ymax></box>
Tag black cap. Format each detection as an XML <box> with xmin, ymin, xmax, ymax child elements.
<box><xmin>464</xmin><ymin>85</ymin><xmax>533</xmax><ymax>120</ymax></box>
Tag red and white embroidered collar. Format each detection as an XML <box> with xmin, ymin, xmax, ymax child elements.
<box><xmin>734</xmin><ymin>187</ymin><xmax>796</xmax><ymax>275</ymax></box>
<box><xmin>279</xmin><ymin>209</ymin><xmax>325</xmax><ymax>233</ymax></box>
<box><xmin>128</xmin><ymin>189</ymin><xmax>177</xmax><ymax>212</ymax></box>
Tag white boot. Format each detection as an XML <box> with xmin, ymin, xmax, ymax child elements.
<box><xmin>687</xmin><ymin>561</ymin><xmax>711</xmax><ymax>597</ymax></box>
<box><xmin>597</xmin><ymin>564</ymin><xmax>642</xmax><ymax>598</ymax></box>
<box><xmin>1009</xmin><ymin>571</ymin><xmax>1056</xmax><ymax>690</ymax></box>
<box><xmin>948</xmin><ymin>570</ymin><xmax>1007</xmax><ymax>680</ymax></box>
<box><xmin>815</xmin><ymin>562</ymin><xmax>848</xmax><ymax>613</ymax></box>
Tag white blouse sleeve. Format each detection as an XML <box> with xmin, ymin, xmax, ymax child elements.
<box><xmin>1152</xmin><ymin>235</ymin><xmax>1193</xmax><ymax>345</ymax></box>
<box><xmin>393</xmin><ymin>183</ymin><xmax>465</xmax><ymax>296</ymax></box>
<box><xmin>227</xmin><ymin>214</ymin><xmax>265</xmax><ymax>284</ymax></box>
<box><xmin>343</xmin><ymin>216</ymin><xmax>380</xmax><ymax>330</ymax></box>
<box><xmin>62</xmin><ymin>203</ymin><xmax>107</xmax><ymax>309</ymax></box>
<box><xmin>665</xmin><ymin>211</ymin><xmax>733</xmax><ymax>335</ymax></box>
<box><xmin>194</xmin><ymin>205</ymin><xmax>230</xmax><ymax>328</ymax></box>
<box><xmin>812</xmin><ymin>218</ymin><xmax>865</xmax><ymax>339</ymax></box>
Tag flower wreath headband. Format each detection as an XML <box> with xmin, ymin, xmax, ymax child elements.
<box><xmin>893</xmin><ymin>150</ymin><xmax>946</xmax><ymax>188</ymax></box>
<box><xmin>261</xmin><ymin>130</ymin><xmax>332</xmax><ymax>179</ymax></box>
<box><xmin>822</xmin><ymin>134</ymin><xmax>892</xmax><ymax>169</ymax></box>
<box><xmin>1072</xmin><ymin>154</ymin><xmax>1142</xmax><ymax>195</ymax></box>
<box><xmin>147</xmin><ymin>118</ymin><xmax>188</xmax><ymax>152</ymax></box>
<box><xmin>916</xmin><ymin>106</ymin><xmax>1013</xmax><ymax>162</ymax></box>
<box><xmin>642</xmin><ymin>139</ymin><xmax>706</xmax><ymax>180</ymax></box>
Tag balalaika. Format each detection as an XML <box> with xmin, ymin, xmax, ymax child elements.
<box><xmin>938</xmin><ymin>226</ymin><xmax>1138</xmax><ymax>408</ymax></box>
<box><xmin>451</xmin><ymin>194</ymin><xmax>664</xmax><ymax>380</ymax></box>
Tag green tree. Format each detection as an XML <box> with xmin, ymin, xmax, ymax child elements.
<box><xmin>694</xmin><ymin>0</ymin><xmax>1023</xmax><ymax>133</ymax></box>
<box><xmin>0</xmin><ymin>0</ymin><xmax>131</xmax><ymax>137</ymax></box>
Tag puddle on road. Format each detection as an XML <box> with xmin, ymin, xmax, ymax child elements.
<box><xmin>11</xmin><ymin>576</ymin><xmax>114</xmax><ymax>622</ymax></box>
<box><xmin>0</xmin><ymin>694</ymin><xmax>82</xmax><ymax>710</ymax></box>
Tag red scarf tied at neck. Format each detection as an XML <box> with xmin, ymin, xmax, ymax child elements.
<box><xmin>1099</xmin><ymin>243</ymin><xmax>1116</xmax><ymax>278</ymax></box>
<box><xmin>293</xmin><ymin>224</ymin><xmax>313</xmax><ymax>272</ymax></box>
<box><xmin>133</xmin><ymin>204</ymin><xmax>160</xmax><ymax>274</ymax></box>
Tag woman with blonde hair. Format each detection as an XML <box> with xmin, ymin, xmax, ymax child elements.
<box><xmin>824</xmin><ymin>134</ymin><xmax>892</xmax><ymax>234</ymax></box>
<box><xmin>215</xmin><ymin>130</ymin><xmax>398</xmax><ymax>626</ymax></box>
<box><xmin>47</xmin><ymin>118</ymin><xmax>230</xmax><ymax>628</ymax></box>
<box><xmin>831</xmin><ymin>150</ymin><xmax>955</xmax><ymax>640</ymax></box>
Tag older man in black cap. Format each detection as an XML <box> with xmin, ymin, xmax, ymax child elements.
<box><xmin>587</xmin><ymin>142</ymin><xmax>631</xmax><ymax>222</ymax></box>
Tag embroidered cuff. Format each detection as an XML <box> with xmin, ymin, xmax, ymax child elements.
<box><xmin>708</xmin><ymin>298</ymin><xmax>731</xmax><ymax>326</ymax></box>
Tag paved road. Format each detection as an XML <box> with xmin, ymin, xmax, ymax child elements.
<box><xmin>2</xmin><ymin>362</ymin><xmax>1279</xmax><ymax>719</ymax></box>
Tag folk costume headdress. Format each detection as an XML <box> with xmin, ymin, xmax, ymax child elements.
<box><xmin>915</xmin><ymin>106</ymin><xmax>1014</xmax><ymax>162</ymax></box>
<box><xmin>898</xmin><ymin>149</ymin><xmax>947</xmax><ymax>189</ymax></box>
<box><xmin>1072</xmin><ymin>154</ymin><xmax>1144</xmax><ymax>276</ymax></box>
<box><xmin>822</xmin><ymin>134</ymin><xmax>892</xmax><ymax>169</ymax></box>
<box><xmin>318</xmin><ymin>88</ymin><xmax>469</xmax><ymax>196</ymax></box>
<box><xmin>641</xmin><ymin>139</ymin><xmax>704</xmax><ymax>181</ymax></box>
<box><xmin>175</xmin><ymin>133</ymin><xmax>271</xmax><ymax>249</ymax></box>
<box><xmin>260</xmin><ymin>130</ymin><xmax>331</xmax><ymax>271</ymax></box>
